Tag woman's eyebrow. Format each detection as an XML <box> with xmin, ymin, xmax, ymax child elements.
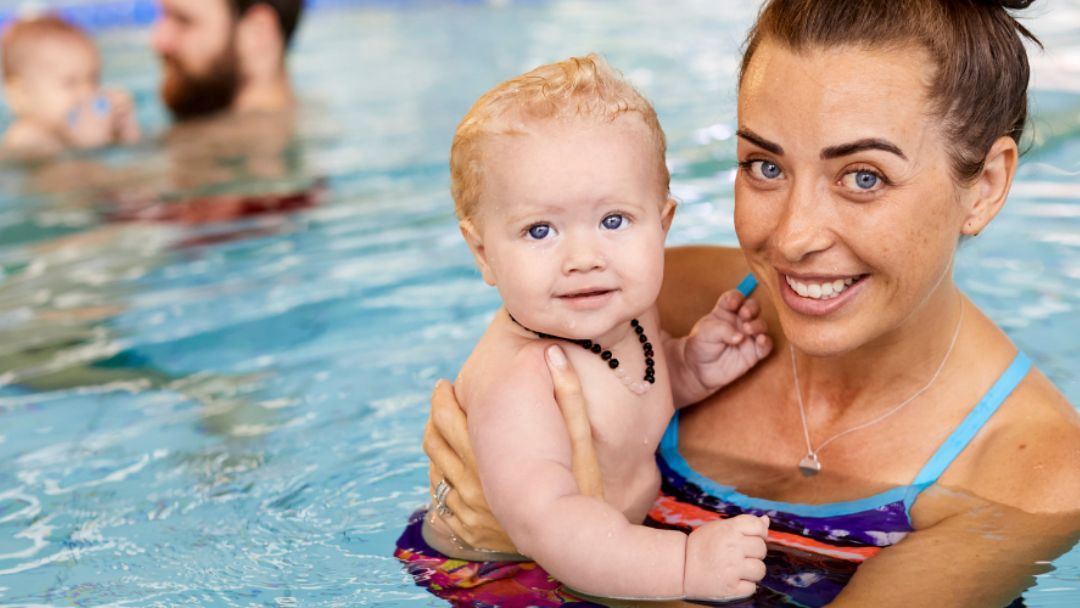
<box><xmin>821</xmin><ymin>139</ymin><xmax>907</xmax><ymax>161</ymax></box>
<box><xmin>736</xmin><ymin>128</ymin><xmax>784</xmax><ymax>155</ymax></box>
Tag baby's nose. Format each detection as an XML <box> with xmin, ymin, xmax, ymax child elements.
<box><xmin>561</xmin><ymin>237</ymin><xmax>606</xmax><ymax>274</ymax></box>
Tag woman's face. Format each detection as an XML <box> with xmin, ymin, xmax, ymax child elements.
<box><xmin>734</xmin><ymin>40</ymin><xmax>970</xmax><ymax>356</ymax></box>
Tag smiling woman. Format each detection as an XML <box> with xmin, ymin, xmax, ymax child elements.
<box><xmin>418</xmin><ymin>0</ymin><xmax>1080</xmax><ymax>606</ymax></box>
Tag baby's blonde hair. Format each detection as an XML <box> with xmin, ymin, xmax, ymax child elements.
<box><xmin>451</xmin><ymin>54</ymin><xmax>669</xmax><ymax>222</ymax></box>
<box><xmin>1</xmin><ymin>15</ymin><xmax>95</xmax><ymax>81</ymax></box>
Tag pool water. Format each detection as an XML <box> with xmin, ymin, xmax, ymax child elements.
<box><xmin>0</xmin><ymin>1</ymin><xmax>1077</xmax><ymax>606</ymax></box>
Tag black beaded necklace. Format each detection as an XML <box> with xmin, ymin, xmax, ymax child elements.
<box><xmin>508</xmin><ymin>313</ymin><xmax>656</xmax><ymax>388</ymax></box>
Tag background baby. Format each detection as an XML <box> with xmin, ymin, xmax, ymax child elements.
<box><xmin>1</xmin><ymin>14</ymin><xmax>139</xmax><ymax>158</ymax></box>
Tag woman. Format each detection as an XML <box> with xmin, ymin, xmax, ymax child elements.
<box><xmin>408</xmin><ymin>0</ymin><xmax>1080</xmax><ymax>605</ymax></box>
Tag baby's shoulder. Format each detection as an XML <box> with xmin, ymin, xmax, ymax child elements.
<box><xmin>1</xmin><ymin>122</ymin><xmax>61</xmax><ymax>158</ymax></box>
<box><xmin>458</xmin><ymin>332</ymin><xmax>552</xmax><ymax>409</ymax></box>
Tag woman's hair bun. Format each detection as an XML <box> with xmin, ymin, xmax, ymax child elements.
<box><xmin>985</xmin><ymin>0</ymin><xmax>1035</xmax><ymax>9</ymax></box>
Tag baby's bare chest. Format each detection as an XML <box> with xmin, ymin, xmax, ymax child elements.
<box><xmin>569</xmin><ymin>350</ymin><xmax>675</xmax><ymax>464</ymax></box>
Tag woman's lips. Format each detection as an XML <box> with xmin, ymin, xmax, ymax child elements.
<box><xmin>778</xmin><ymin>272</ymin><xmax>867</xmax><ymax>316</ymax></box>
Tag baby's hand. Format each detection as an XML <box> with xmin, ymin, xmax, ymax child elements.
<box><xmin>104</xmin><ymin>88</ymin><xmax>141</xmax><ymax>144</ymax></box>
<box><xmin>64</xmin><ymin>95</ymin><xmax>114</xmax><ymax>149</ymax></box>
<box><xmin>683</xmin><ymin>289</ymin><xmax>772</xmax><ymax>391</ymax></box>
<box><xmin>684</xmin><ymin>514</ymin><xmax>769</xmax><ymax>601</ymax></box>
<box><xmin>64</xmin><ymin>90</ymin><xmax>140</xmax><ymax>149</ymax></box>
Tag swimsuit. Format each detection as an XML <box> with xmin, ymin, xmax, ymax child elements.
<box><xmin>396</xmin><ymin>274</ymin><xmax>1033</xmax><ymax>607</ymax></box>
<box><xmin>652</xmin><ymin>345</ymin><xmax>1030</xmax><ymax>606</ymax></box>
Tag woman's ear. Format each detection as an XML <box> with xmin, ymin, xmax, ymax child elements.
<box><xmin>661</xmin><ymin>197</ymin><xmax>677</xmax><ymax>234</ymax></box>
<box><xmin>961</xmin><ymin>136</ymin><xmax>1018</xmax><ymax>237</ymax></box>
<box><xmin>460</xmin><ymin>219</ymin><xmax>497</xmax><ymax>286</ymax></box>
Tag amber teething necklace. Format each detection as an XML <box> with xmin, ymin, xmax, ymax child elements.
<box><xmin>509</xmin><ymin>313</ymin><xmax>656</xmax><ymax>395</ymax></box>
<box><xmin>791</xmin><ymin>302</ymin><xmax>964</xmax><ymax>477</ymax></box>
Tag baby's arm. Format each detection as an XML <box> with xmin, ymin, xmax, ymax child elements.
<box><xmin>469</xmin><ymin>345</ymin><xmax>766</xmax><ymax>600</ymax></box>
<box><xmin>665</xmin><ymin>289</ymin><xmax>772</xmax><ymax>408</ymax></box>
<box><xmin>1</xmin><ymin>122</ymin><xmax>65</xmax><ymax>158</ymax></box>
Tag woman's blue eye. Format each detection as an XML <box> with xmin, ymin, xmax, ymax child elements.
<box><xmin>760</xmin><ymin>161</ymin><xmax>782</xmax><ymax>179</ymax></box>
<box><xmin>841</xmin><ymin>169</ymin><xmax>885</xmax><ymax>192</ymax></box>
<box><xmin>854</xmin><ymin>171</ymin><xmax>879</xmax><ymax>189</ymax></box>
<box><xmin>527</xmin><ymin>224</ymin><xmax>551</xmax><ymax>240</ymax></box>
<box><xmin>601</xmin><ymin>214</ymin><xmax>625</xmax><ymax>230</ymax></box>
<box><xmin>742</xmin><ymin>160</ymin><xmax>783</xmax><ymax>180</ymax></box>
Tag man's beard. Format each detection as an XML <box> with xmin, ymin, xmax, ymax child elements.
<box><xmin>160</xmin><ymin>45</ymin><xmax>241</xmax><ymax>121</ymax></box>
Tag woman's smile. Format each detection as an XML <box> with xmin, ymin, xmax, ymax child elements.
<box><xmin>777</xmin><ymin>269</ymin><xmax>869</xmax><ymax>316</ymax></box>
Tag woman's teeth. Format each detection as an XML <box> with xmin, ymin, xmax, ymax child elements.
<box><xmin>785</xmin><ymin>275</ymin><xmax>857</xmax><ymax>300</ymax></box>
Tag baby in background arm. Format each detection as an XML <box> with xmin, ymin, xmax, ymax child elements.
<box><xmin>422</xmin><ymin>54</ymin><xmax>773</xmax><ymax>602</ymax></box>
<box><xmin>1</xmin><ymin>15</ymin><xmax>139</xmax><ymax>159</ymax></box>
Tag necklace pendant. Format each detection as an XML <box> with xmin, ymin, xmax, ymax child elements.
<box><xmin>798</xmin><ymin>453</ymin><xmax>821</xmax><ymax>477</ymax></box>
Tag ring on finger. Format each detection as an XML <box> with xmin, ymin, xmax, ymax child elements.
<box><xmin>435</xmin><ymin>478</ymin><xmax>454</xmax><ymax>518</ymax></box>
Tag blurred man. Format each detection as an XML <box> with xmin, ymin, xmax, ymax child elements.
<box><xmin>151</xmin><ymin>0</ymin><xmax>303</xmax><ymax>120</ymax></box>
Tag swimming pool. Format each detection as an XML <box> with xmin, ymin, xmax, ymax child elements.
<box><xmin>0</xmin><ymin>1</ymin><xmax>1077</xmax><ymax>606</ymax></box>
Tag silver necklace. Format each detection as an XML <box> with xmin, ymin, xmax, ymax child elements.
<box><xmin>791</xmin><ymin>302</ymin><xmax>964</xmax><ymax>477</ymax></box>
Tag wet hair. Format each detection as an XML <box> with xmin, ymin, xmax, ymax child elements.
<box><xmin>450</xmin><ymin>53</ymin><xmax>669</xmax><ymax>222</ymax></box>
<box><xmin>229</xmin><ymin>0</ymin><xmax>304</xmax><ymax>46</ymax></box>
<box><xmin>740</xmin><ymin>0</ymin><xmax>1041</xmax><ymax>182</ymax></box>
<box><xmin>1</xmin><ymin>15</ymin><xmax>95</xmax><ymax>81</ymax></box>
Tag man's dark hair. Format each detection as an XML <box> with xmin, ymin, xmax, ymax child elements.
<box><xmin>230</xmin><ymin>0</ymin><xmax>304</xmax><ymax>46</ymax></box>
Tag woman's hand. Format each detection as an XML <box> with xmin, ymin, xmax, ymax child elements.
<box><xmin>543</xmin><ymin>345</ymin><xmax>604</xmax><ymax>501</ymax></box>
<box><xmin>424</xmin><ymin>379</ymin><xmax>515</xmax><ymax>553</ymax></box>
<box><xmin>423</xmin><ymin>345</ymin><xmax>605</xmax><ymax>552</ymax></box>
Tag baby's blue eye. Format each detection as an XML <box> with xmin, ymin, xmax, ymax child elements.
<box><xmin>601</xmin><ymin>214</ymin><xmax>625</xmax><ymax>230</ymax></box>
<box><xmin>527</xmin><ymin>224</ymin><xmax>551</xmax><ymax>240</ymax></box>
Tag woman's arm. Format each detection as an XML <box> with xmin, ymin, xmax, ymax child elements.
<box><xmin>830</xmin><ymin>492</ymin><xmax>1080</xmax><ymax>607</ymax></box>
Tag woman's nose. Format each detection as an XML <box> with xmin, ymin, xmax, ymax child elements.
<box><xmin>561</xmin><ymin>234</ymin><xmax>606</xmax><ymax>275</ymax></box>
<box><xmin>772</xmin><ymin>179</ymin><xmax>835</xmax><ymax>263</ymax></box>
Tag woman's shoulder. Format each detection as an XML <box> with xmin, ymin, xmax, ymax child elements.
<box><xmin>659</xmin><ymin>245</ymin><xmax>752</xmax><ymax>336</ymax></box>
<box><xmin>960</xmin><ymin>360</ymin><xmax>1080</xmax><ymax>514</ymax></box>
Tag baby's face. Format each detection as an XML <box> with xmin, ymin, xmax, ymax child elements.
<box><xmin>11</xmin><ymin>37</ymin><xmax>100</xmax><ymax>129</ymax></box>
<box><xmin>466</xmin><ymin>114</ymin><xmax>674</xmax><ymax>341</ymax></box>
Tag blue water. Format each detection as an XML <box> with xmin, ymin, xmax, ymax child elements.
<box><xmin>0</xmin><ymin>1</ymin><xmax>1077</xmax><ymax>606</ymax></box>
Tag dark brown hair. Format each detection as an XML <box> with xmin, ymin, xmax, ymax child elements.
<box><xmin>740</xmin><ymin>0</ymin><xmax>1041</xmax><ymax>182</ymax></box>
<box><xmin>230</xmin><ymin>0</ymin><xmax>304</xmax><ymax>46</ymax></box>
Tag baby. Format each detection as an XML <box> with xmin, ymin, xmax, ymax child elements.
<box><xmin>1</xmin><ymin>15</ymin><xmax>139</xmax><ymax>158</ymax></box>
<box><xmin>425</xmin><ymin>55</ymin><xmax>773</xmax><ymax>601</ymax></box>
